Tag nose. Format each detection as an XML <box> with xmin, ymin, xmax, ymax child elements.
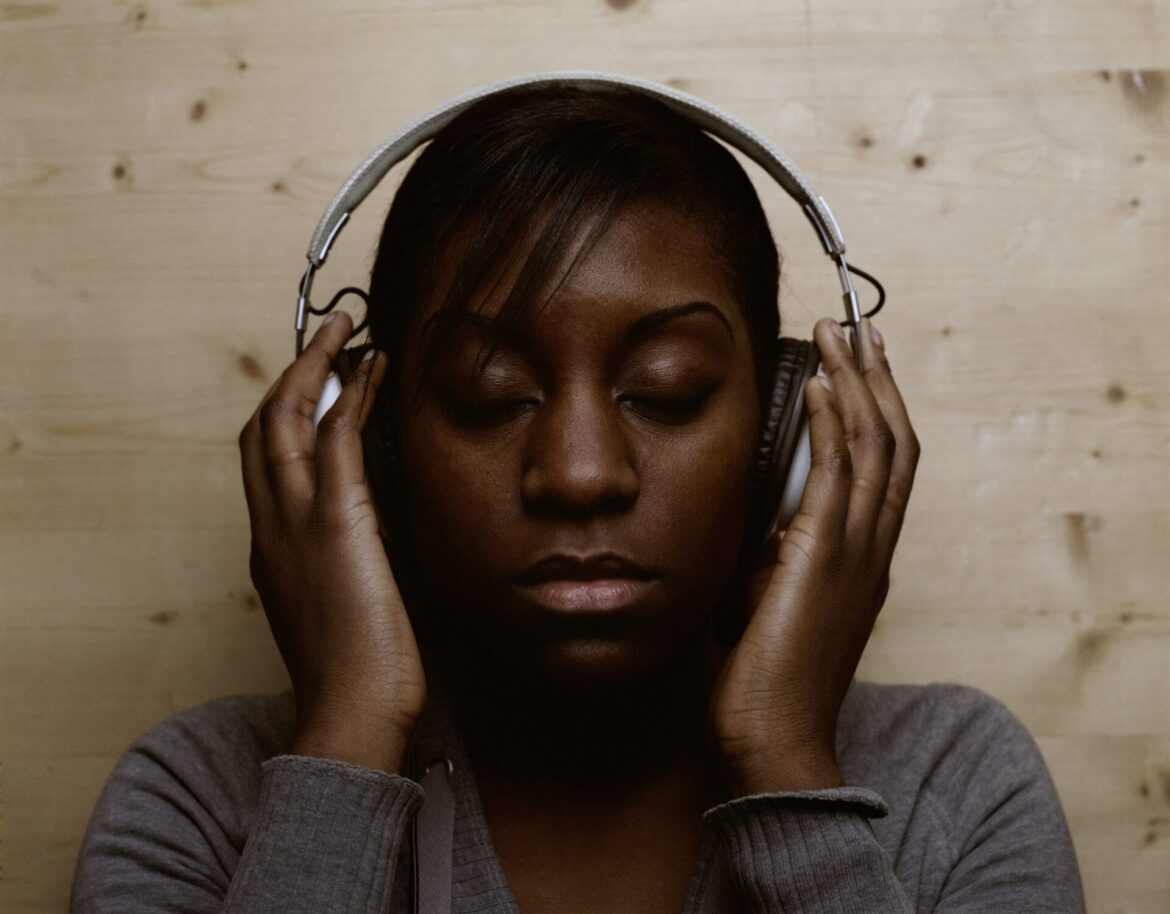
<box><xmin>520</xmin><ymin>387</ymin><xmax>640</xmax><ymax>518</ymax></box>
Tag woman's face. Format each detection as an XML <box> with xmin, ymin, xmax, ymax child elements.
<box><xmin>394</xmin><ymin>200</ymin><xmax>761</xmax><ymax>689</ymax></box>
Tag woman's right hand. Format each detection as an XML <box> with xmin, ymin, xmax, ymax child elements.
<box><xmin>238</xmin><ymin>310</ymin><xmax>426</xmax><ymax>774</ymax></box>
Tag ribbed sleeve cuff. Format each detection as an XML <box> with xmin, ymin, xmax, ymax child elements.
<box><xmin>222</xmin><ymin>755</ymin><xmax>426</xmax><ymax>914</ymax></box>
<box><xmin>703</xmin><ymin>787</ymin><xmax>913</xmax><ymax>914</ymax></box>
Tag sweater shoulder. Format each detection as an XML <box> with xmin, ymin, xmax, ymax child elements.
<box><xmin>839</xmin><ymin>681</ymin><xmax>1058</xmax><ymax>839</ymax></box>
<box><xmin>107</xmin><ymin>690</ymin><xmax>297</xmax><ymax>842</ymax></box>
<box><xmin>837</xmin><ymin>683</ymin><xmax>1083</xmax><ymax>910</ymax></box>
<box><xmin>71</xmin><ymin>691</ymin><xmax>299</xmax><ymax>911</ymax></box>
<box><xmin>133</xmin><ymin>690</ymin><xmax>296</xmax><ymax>759</ymax></box>
<box><xmin>839</xmin><ymin>680</ymin><xmax>1029</xmax><ymax>757</ymax></box>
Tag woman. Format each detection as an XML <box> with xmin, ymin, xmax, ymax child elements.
<box><xmin>71</xmin><ymin>84</ymin><xmax>1085</xmax><ymax>913</ymax></box>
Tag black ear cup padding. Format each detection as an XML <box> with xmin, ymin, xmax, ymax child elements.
<box><xmin>747</xmin><ymin>337</ymin><xmax>822</xmax><ymax>547</ymax></box>
<box><xmin>714</xmin><ymin>336</ymin><xmax>821</xmax><ymax>649</ymax></box>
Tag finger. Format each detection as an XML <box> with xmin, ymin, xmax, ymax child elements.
<box><xmin>259</xmin><ymin>311</ymin><xmax>355</xmax><ymax>515</ymax></box>
<box><xmin>238</xmin><ymin>367</ymin><xmax>289</xmax><ymax>525</ymax></box>
<box><xmin>781</xmin><ymin>365</ymin><xmax>850</xmax><ymax>566</ymax></box>
<box><xmin>239</xmin><ymin>412</ymin><xmax>275</xmax><ymax>524</ymax></box>
<box><xmin>857</xmin><ymin>319</ymin><xmax>921</xmax><ymax>561</ymax></box>
<box><xmin>316</xmin><ymin>348</ymin><xmax>390</xmax><ymax>505</ymax></box>
<box><xmin>814</xmin><ymin>317</ymin><xmax>895</xmax><ymax>556</ymax></box>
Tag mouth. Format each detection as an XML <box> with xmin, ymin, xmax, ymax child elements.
<box><xmin>521</xmin><ymin>578</ymin><xmax>654</xmax><ymax>612</ymax></box>
<box><xmin>513</xmin><ymin>553</ymin><xmax>657</xmax><ymax>614</ymax></box>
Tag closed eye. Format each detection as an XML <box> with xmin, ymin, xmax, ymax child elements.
<box><xmin>622</xmin><ymin>385</ymin><xmax>717</xmax><ymax>425</ymax></box>
<box><xmin>442</xmin><ymin>397</ymin><xmax>536</xmax><ymax>429</ymax></box>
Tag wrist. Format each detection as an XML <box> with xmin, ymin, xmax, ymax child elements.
<box><xmin>291</xmin><ymin>701</ymin><xmax>419</xmax><ymax>775</ymax></box>
<box><xmin>723</xmin><ymin>748</ymin><xmax>844</xmax><ymax>798</ymax></box>
<box><xmin>291</xmin><ymin>724</ymin><xmax>412</xmax><ymax>775</ymax></box>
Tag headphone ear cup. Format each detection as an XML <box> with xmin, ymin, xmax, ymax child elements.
<box><xmin>714</xmin><ymin>338</ymin><xmax>821</xmax><ymax>648</ymax></box>
<box><xmin>748</xmin><ymin>337</ymin><xmax>822</xmax><ymax>548</ymax></box>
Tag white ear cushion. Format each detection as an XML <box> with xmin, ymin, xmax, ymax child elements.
<box><xmin>774</xmin><ymin>366</ymin><xmax>831</xmax><ymax>530</ymax></box>
<box><xmin>313</xmin><ymin>372</ymin><xmax>344</xmax><ymax>432</ymax></box>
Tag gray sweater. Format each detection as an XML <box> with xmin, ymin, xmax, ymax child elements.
<box><xmin>70</xmin><ymin>677</ymin><xmax>1085</xmax><ymax>912</ymax></box>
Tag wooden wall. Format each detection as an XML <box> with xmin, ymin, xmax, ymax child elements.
<box><xmin>2</xmin><ymin>1</ymin><xmax>1167</xmax><ymax>911</ymax></box>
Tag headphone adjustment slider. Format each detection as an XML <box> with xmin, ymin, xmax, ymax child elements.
<box><xmin>295</xmin><ymin>263</ymin><xmax>317</xmax><ymax>357</ymax></box>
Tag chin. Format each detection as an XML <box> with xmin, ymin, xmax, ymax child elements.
<box><xmin>434</xmin><ymin>582</ymin><xmax>722</xmax><ymax>699</ymax></box>
<box><xmin>465</xmin><ymin>606</ymin><xmax>715</xmax><ymax>708</ymax></box>
<box><xmin>525</xmin><ymin>636</ymin><xmax>666</xmax><ymax>695</ymax></box>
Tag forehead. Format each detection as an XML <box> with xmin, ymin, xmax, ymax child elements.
<box><xmin>413</xmin><ymin>200</ymin><xmax>747</xmax><ymax>345</ymax></box>
<box><xmin>554</xmin><ymin>203</ymin><xmax>736</xmax><ymax>318</ymax></box>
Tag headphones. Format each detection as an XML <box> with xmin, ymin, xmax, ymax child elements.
<box><xmin>298</xmin><ymin>71</ymin><xmax>884</xmax><ymax>633</ymax></box>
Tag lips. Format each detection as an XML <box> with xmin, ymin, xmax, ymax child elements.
<box><xmin>513</xmin><ymin>553</ymin><xmax>656</xmax><ymax>613</ymax></box>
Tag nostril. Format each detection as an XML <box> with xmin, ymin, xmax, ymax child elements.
<box><xmin>519</xmin><ymin>392</ymin><xmax>641</xmax><ymax>515</ymax></box>
<box><xmin>520</xmin><ymin>461</ymin><xmax>640</xmax><ymax>518</ymax></box>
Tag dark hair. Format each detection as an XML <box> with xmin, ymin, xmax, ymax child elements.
<box><xmin>365</xmin><ymin>84</ymin><xmax>782</xmax><ymax>419</ymax></box>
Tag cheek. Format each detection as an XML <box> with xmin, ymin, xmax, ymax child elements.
<box><xmin>636</xmin><ymin>397</ymin><xmax>762</xmax><ymax>617</ymax></box>
<box><xmin>398</xmin><ymin>415</ymin><xmax>518</xmax><ymax>584</ymax></box>
<box><xmin>642</xmin><ymin>416</ymin><xmax>758</xmax><ymax>586</ymax></box>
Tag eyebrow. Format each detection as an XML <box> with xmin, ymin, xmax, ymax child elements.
<box><xmin>622</xmin><ymin>301</ymin><xmax>735</xmax><ymax>345</ymax></box>
<box><xmin>422</xmin><ymin>300</ymin><xmax>735</xmax><ymax>349</ymax></box>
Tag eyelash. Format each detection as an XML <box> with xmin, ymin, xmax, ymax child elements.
<box><xmin>623</xmin><ymin>386</ymin><xmax>717</xmax><ymax>424</ymax></box>
<box><xmin>444</xmin><ymin>386</ymin><xmax>717</xmax><ymax>430</ymax></box>
<box><xmin>443</xmin><ymin>398</ymin><xmax>536</xmax><ymax>429</ymax></box>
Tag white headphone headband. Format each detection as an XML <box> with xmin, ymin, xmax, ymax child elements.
<box><xmin>296</xmin><ymin>70</ymin><xmax>865</xmax><ymax>361</ymax></box>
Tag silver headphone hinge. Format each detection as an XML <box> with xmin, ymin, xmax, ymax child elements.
<box><xmin>295</xmin><ymin>263</ymin><xmax>317</xmax><ymax>357</ymax></box>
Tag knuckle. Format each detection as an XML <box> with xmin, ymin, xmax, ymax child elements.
<box><xmin>258</xmin><ymin>396</ymin><xmax>287</xmax><ymax>434</ymax></box>
<box><xmin>263</xmin><ymin>446</ymin><xmax>310</xmax><ymax>477</ymax></box>
<box><xmin>904</xmin><ymin>431</ymin><xmax>922</xmax><ymax>463</ymax></box>
<box><xmin>316</xmin><ymin>409</ymin><xmax>355</xmax><ymax>438</ymax></box>
<box><xmin>247</xmin><ymin>537</ymin><xmax>273</xmax><ymax>585</ymax></box>
<box><xmin>814</xmin><ymin>443</ymin><xmax>854</xmax><ymax>479</ymax></box>
<box><xmin>260</xmin><ymin>393</ymin><xmax>314</xmax><ymax>436</ymax></box>
<box><xmin>780</xmin><ymin>524</ymin><xmax>819</xmax><ymax>565</ymax></box>
<box><xmin>247</xmin><ymin>542</ymin><xmax>262</xmax><ymax>578</ymax></box>
<box><xmin>884</xmin><ymin>479</ymin><xmax>913</xmax><ymax>515</ymax></box>
<box><xmin>238</xmin><ymin>421</ymin><xmax>257</xmax><ymax>452</ymax></box>
<box><xmin>865</xmin><ymin>420</ymin><xmax>897</xmax><ymax>460</ymax></box>
<box><xmin>826</xmin><ymin>360</ymin><xmax>852</xmax><ymax>385</ymax></box>
<box><xmin>300</xmin><ymin>346</ymin><xmax>334</xmax><ymax>373</ymax></box>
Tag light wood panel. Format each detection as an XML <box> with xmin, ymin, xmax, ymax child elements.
<box><xmin>2</xmin><ymin>1</ymin><xmax>1167</xmax><ymax>911</ymax></box>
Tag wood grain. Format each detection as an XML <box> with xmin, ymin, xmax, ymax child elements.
<box><xmin>2</xmin><ymin>1</ymin><xmax>1167</xmax><ymax>911</ymax></box>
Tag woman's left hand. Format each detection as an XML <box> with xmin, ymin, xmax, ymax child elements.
<box><xmin>710</xmin><ymin>316</ymin><xmax>921</xmax><ymax>795</ymax></box>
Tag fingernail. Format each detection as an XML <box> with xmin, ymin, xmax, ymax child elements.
<box><xmin>361</xmin><ymin>348</ymin><xmax>376</xmax><ymax>362</ymax></box>
<box><xmin>867</xmin><ymin>318</ymin><xmax>883</xmax><ymax>349</ymax></box>
<box><xmin>322</xmin><ymin>312</ymin><xmax>339</xmax><ymax>326</ymax></box>
<box><xmin>829</xmin><ymin>320</ymin><xmax>846</xmax><ymax>341</ymax></box>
